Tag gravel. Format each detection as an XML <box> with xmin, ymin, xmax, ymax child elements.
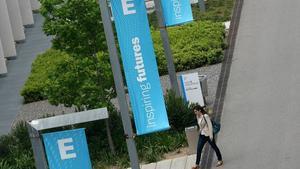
<box><xmin>13</xmin><ymin>101</ymin><xmax>75</xmax><ymax>127</ymax></box>
<box><xmin>14</xmin><ymin>63</ymin><xmax>221</xmax><ymax>126</ymax></box>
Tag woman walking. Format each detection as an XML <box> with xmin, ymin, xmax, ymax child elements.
<box><xmin>192</xmin><ymin>105</ymin><xmax>223</xmax><ymax>169</ymax></box>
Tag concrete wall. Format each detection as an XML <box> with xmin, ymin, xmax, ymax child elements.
<box><xmin>18</xmin><ymin>0</ymin><xmax>34</xmax><ymax>26</ymax></box>
<box><xmin>0</xmin><ymin>38</ymin><xmax>8</xmax><ymax>75</ymax></box>
<box><xmin>30</xmin><ymin>0</ymin><xmax>41</xmax><ymax>11</ymax></box>
<box><xmin>6</xmin><ymin>0</ymin><xmax>25</xmax><ymax>42</ymax></box>
<box><xmin>0</xmin><ymin>0</ymin><xmax>17</xmax><ymax>58</ymax></box>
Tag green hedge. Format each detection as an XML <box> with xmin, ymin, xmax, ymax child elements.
<box><xmin>152</xmin><ymin>21</ymin><xmax>225</xmax><ymax>75</ymax></box>
<box><xmin>192</xmin><ymin>0</ymin><xmax>235</xmax><ymax>22</ymax></box>
<box><xmin>22</xmin><ymin>21</ymin><xmax>225</xmax><ymax>103</ymax></box>
<box><xmin>20</xmin><ymin>49</ymin><xmax>70</xmax><ymax>103</ymax></box>
<box><xmin>148</xmin><ymin>0</ymin><xmax>235</xmax><ymax>28</ymax></box>
<box><xmin>165</xmin><ymin>91</ymin><xmax>196</xmax><ymax>131</ymax></box>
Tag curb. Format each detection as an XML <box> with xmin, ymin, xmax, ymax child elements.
<box><xmin>201</xmin><ymin>0</ymin><xmax>244</xmax><ymax>168</ymax></box>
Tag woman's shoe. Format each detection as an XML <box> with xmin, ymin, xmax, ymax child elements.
<box><xmin>216</xmin><ymin>160</ymin><xmax>223</xmax><ymax>167</ymax></box>
<box><xmin>192</xmin><ymin>165</ymin><xmax>200</xmax><ymax>169</ymax></box>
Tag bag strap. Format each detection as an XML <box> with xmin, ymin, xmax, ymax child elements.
<box><xmin>198</xmin><ymin>117</ymin><xmax>204</xmax><ymax>133</ymax></box>
<box><xmin>203</xmin><ymin>115</ymin><xmax>215</xmax><ymax>137</ymax></box>
<box><xmin>203</xmin><ymin>114</ymin><xmax>208</xmax><ymax>126</ymax></box>
<box><xmin>199</xmin><ymin>115</ymin><xmax>209</xmax><ymax>133</ymax></box>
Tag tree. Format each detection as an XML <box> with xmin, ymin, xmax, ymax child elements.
<box><xmin>45</xmin><ymin>52</ymin><xmax>114</xmax><ymax>110</ymax></box>
<box><xmin>39</xmin><ymin>0</ymin><xmax>117</xmax><ymax>154</ymax></box>
<box><xmin>40</xmin><ymin>0</ymin><xmax>107</xmax><ymax>56</ymax></box>
<box><xmin>45</xmin><ymin>51</ymin><xmax>117</xmax><ymax>154</ymax></box>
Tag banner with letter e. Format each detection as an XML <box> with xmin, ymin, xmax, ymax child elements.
<box><xmin>42</xmin><ymin>129</ymin><xmax>92</xmax><ymax>169</ymax></box>
<box><xmin>161</xmin><ymin>0</ymin><xmax>193</xmax><ymax>26</ymax></box>
<box><xmin>110</xmin><ymin>0</ymin><xmax>170</xmax><ymax>135</ymax></box>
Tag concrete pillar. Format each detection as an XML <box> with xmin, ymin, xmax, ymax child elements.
<box><xmin>6</xmin><ymin>0</ymin><xmax>26</xmax><ymax>42</ymax></box>
<box><xmin>30</xmin><ymin>0</ymin><xmax>41</xmax><ymax>11</ymax></box>
<box><xmin>18</xmin><ymin>0</ymin><xmax>34</xmax><ymax>26</ymax></box>
<box><xmin>0</xmin><ymin>0</ymin><xmax>17</xmax><ymax>58</ymax></box>
<box><xmin>0</xmin><ymin>38</ymin><xmax>8</xmax><ymax>75</ymax></box>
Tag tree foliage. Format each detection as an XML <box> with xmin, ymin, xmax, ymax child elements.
<box><xmin>40</xmin><ymin>0</ymin><xmax>106</xmax><ymax>56</ymax></box>
<box><xmin>45</xmin><ymin>52</ymin><xmax>115</xmax><ymax>111</ymax></box>
<box><xmin>39</xmin><ymin>0</ymin><xmax>114</xmax><ymax>110</ymax></box>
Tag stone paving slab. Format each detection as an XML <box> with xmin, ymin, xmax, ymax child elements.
<box><xmin>155</xmin><ymin>159</ymin><xmax>172</xmax><ymax>169</ymax></box>
<box><xmin>128</xmin><ymin>155</ymin><xmax>197</xmax><ymax>169</ymax></box>
<box><xmin>141</xmin><ymin>163</ymin><xmax>157</xmax><ymax>169</ymax></box>
<box><xmin>185</xmin><ymin>154</ymin><xmax>197</xmax><ymax>169</ymax></box>
<box><xmin>170</xmin><ymin>156</ymin><xmax>187</xmax><ymax>169</ymax></box>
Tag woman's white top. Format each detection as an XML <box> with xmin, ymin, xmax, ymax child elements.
<box><xmin>197</xmin><ymin>114</ymin><xmax>213</xmax><ymax>139</ymax></box>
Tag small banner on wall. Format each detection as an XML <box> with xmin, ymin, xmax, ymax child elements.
<box><xmin>161</xmin><ymin>0</ymin><xmax>194</xmax><ymax>26</ymax></box>
<box><xmin>110</xmin><ymin>0</ymin><xmax>170</xmax><ymax>135</ymax></box>
<box><xmin>42</xmin><ymin>129</ymin><xmax>92</xmax><ymax>169</ymax></box>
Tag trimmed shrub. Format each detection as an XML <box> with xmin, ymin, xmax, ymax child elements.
<box><xmin>152</xmin><ymin>21</ymin><xmax>225</xmax><ymax>75</ymax></box>
<box><xmin>193</xmin><ymin>0</ymin><xmax>235</xmax><ymax>22</ymax></box>
<box><xmin>0</xmin><ymin>122</ymin><xmax>35</xmax><ymax>169</ymax></box>
<box><xmin>1</xmin><ymin>93</ymin><xmax>195</xmax><ymax>168</ymax></box>
<box><xmin>21</xmin><ymin>49</ymin><xmax>70</xmax><ymax>103</ymax></box>
<box><xmin>165</xmin><ymin>91</ymin><xmax>195</xmax><ymax>132</ymax></box>
<box><xmin>148</xmin><ymin>0</ymin><xmax>235</xmax><ymax>28</ymax></box>
<box><xmin>22</xmin><ymin>21</ymin><xmax>225</xmax><ymax>103</ymax></box>
<box><xmin>0</xmin><ymin>160</ymin><xmax>14</xmax><ymax>169</ymax></box>
<box><xmin>136</xmin><ymin>131</ymin><xmax>186</xmax><ymax>163</ymax></box>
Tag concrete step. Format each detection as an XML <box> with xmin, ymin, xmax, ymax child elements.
<box><xmin>128</xmin><ymin>154</ymin><xmax>197</xmax><ymax>169</ymax></box>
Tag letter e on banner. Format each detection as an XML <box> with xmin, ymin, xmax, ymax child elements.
<box><xmin>58</xmin><ymin>138</ymin><xmax>77</xmax><ymax>160</ymax></box>
<box><xmin>121</xmin><ymin>0</ymin><xmax>136</xmax><ymax>15</ymax></box>
<box><xmin>42</xmin><ymin>129</ymin><xmax>92</xmax><ymax>169</ymax></box>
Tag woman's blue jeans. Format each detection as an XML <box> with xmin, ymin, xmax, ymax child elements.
<box><xmin>195</xmin><ymin>134</ymin><xmax>223</xmax><ymax>165</ymax></box>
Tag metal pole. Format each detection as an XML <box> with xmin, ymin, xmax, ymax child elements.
<box><xmin>26</xmin><ymin>123</ymin><xmax>48</xmax><ymax>169</ymax></box>
<box><xmin>153</xmin><ymin>0</ymin><xmax>181</xmax><ymax>97</ymax></box>
<box><xmin>198</xmin><ymin>0</ymin><xmax>206</xmax><ymax>12</ymax></box>
<box><xmin>98</xmin><ymin>0</ymin><xmax>140</xmax><ymax>169</ymax></box>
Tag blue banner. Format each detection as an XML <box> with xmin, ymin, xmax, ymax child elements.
<box><xmin>161</xmin><ymin>0</ymin><xmax>194</xmax><ymax>26</ymax></box>
<box><xmin>42</xmin><ymin>129</ymin><xmax>92</xmax><ymax>169</ymax></box>
<box><xmin>111</xmin><ymin>0</ymin><xmax>170</xmax><ymax>135</ymax></box>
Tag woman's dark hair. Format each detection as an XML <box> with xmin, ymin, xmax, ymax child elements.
<box><xmin>193</xmin><ymin>105</ymin><xmax>207</xmax><ymax>114</ymax></box>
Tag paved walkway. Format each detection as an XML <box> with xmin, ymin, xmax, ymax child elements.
<box><xmin>217</xmin><ymin>0</ymin><xmax>300</xmax><ymax>169</ymax></box>
<box><xmin>130</xmin><ymin>0</ymin><xmax>300</xmax><ymax>169</ymax></box>
<box><xmin>128</xmin><ymin>155</ymin><xmax>196</xmax><ymax>169</ymax></box>
<box><xmin>0</xmin><ymin>13</ymin><xmax>51</xmax><ymax>135</ymax></box>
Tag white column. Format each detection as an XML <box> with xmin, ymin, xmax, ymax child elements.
<box><xmin>0</xmin><ymin>0</ymin><xmax>17</xmax><ymax>58</ymax></box>
<box><xmin>6</xmin><ymin>0</ymin><xmax>25</xmax><ymax>42</ymax></box>
<box><xmin>30</xmin><ymin>0</ymin><xmax>41</xmax><ymax>11</ymax></box>
<box><xmin>18</xmin><ymin>0</ymin><xmax>34</xmax><ymax>26</ymax></box>
<box><xmin>0</xmin><ymin>38</ymin><xmax>8</xmax><ymax>75</ymax></box>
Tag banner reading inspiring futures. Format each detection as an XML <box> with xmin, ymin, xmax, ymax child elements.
<box><xmin>161</xmin><ymin>0</ymin><xmax>194</xmax><ymax>26</ymax></box>
<box><xmin>111</xmin><ymin>0</ymin><xmax>170</xmax><ymax>135</ymax></box>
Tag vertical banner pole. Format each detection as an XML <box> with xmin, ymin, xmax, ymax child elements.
<box><xmin>153</xmin><ymin>0</ymin><xmax>181</xmax><ymax>96</ymax></box>
<box><xmin>98</xmin><ymin>0</ymin><xmax>140</xmax><ymax>168</ymax></box>
<box><xmin>27</xmin><ymin>123</ymin><xmax>48</xmax><ymax>169</ymax></box>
